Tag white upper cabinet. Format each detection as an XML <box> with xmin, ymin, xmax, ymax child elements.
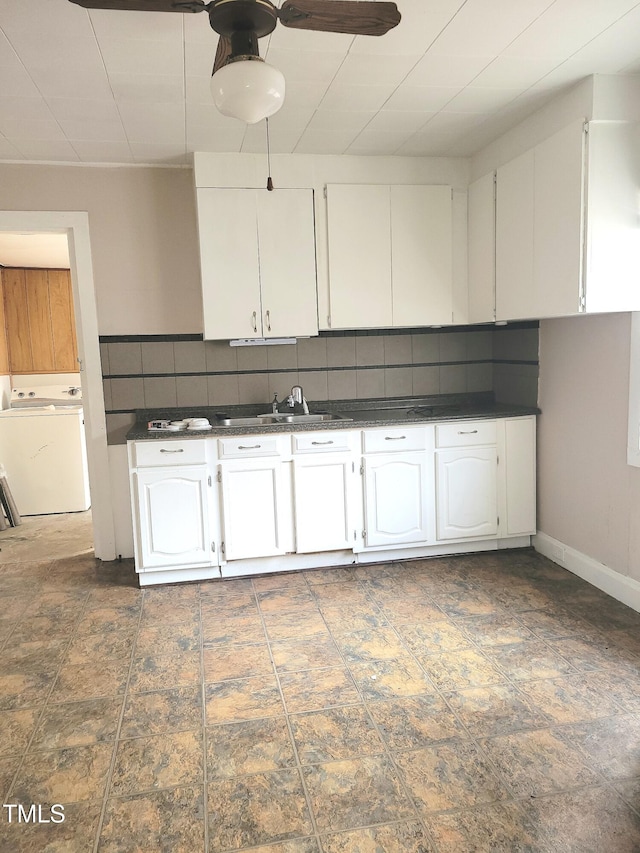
<box><xmin>467</xmin><ymin>171</ymin><xmax>496</xmax><ymax>324</ymax></box>
<box><xmin>196</xmin><ymin>188</ymin><xmax>318</xmax><ymax>340</ymax></box>
<box><xmin>326</xmin><ymin>184</ymin><xmax>392</xmax><ymax>329</ymax></box>
<box><xmin>584</xmin><ymin>121</ymin><xmax>640</xmax><ymax>313</ymax></box>
<box><xmin>391</xmin><ymin>185</ymin><xmax>453</xmax><ymax>327</ymax></box>
<box><xmin>493</xmin><ymin>119</ymin><xmax>640</xmax><ymax>322</ymax></box>
<box><xmin>326</xmin><ymin>184</ymin><xmax>453</xmax><ymax>330</ymax></box>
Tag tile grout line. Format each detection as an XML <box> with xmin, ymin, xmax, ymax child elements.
<box><xmin>91</xmin><ymin>588</ymin><xmax>147</xmax><ymax>853</ymax></box>
<box><xmin>305</xmin><ymin>570</ymin><xmax>443</xmax><ymax>852</ymax></box>
<box><xmin>323</xmin><ymin>574</ymin><xmax>573</xmax><ymax>823</ymax></box>
<box><xmin>4</xmin><ymin>587</ymin><xmax>94</xmax><ymax>807</ymax></box>
<box><xmin>198</xmin><ymin>583</ymin><xmax>210</xmax><ymax>853</ymax></box>
<box><xmin>249</xmin><ymin>572</ymin><xmax>324</xmax><ymax>850</ymax></box>
<box><xmin>370</xmin><ymin>576</ymin><xmax>634</xmax><ymax>821</ymax></box>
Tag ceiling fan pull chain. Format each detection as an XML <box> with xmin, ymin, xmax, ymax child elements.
<box><xmin>266</xmin><ymin>117</ymin><xmax>274</xmax><ymax>191</ymax></box>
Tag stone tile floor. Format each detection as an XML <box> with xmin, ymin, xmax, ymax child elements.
<box><xmin>1</xmin><ymin>527</ymin><xmax>640</xmax><ymax>851</ymax></box>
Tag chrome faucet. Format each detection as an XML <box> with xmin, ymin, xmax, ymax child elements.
<box><xmin>287</xmin><ymin>385</ymin><xmax>309</xmax><ymax>414</ymax></box>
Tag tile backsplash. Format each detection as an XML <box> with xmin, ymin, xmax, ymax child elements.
<box><xmin>101</xmin><ymin>324</ymin><xmax>538</xmax><ymax>444</ymax></box>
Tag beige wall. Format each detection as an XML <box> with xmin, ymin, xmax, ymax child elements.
<box><xmin>538</xmin><ymin>313</ymin><xmax>640</xmax><ymax>581</ymax></box>
<box><xmin>0</xmin><ymin>163</ymin><xmax>202</xmax><ymax>335</ymax></box>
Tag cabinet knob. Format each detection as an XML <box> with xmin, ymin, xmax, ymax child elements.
<box><xmin>311</xmin><ymin>440</ymin><xmax>334</xmax><ymax>446</ymax></box>
<box><xmin>251</xmin><ymin>311</ymin><xmax>257</xmax><ymax>333</ymax></box>
<box><xmin>385</xmin><ymin>435</ymin><xmax>406</xmax><ymax>441</ymax></box>
<box><xmin>238</xmin><ymin>444</ymin><xmax>261</xmax><ymax>450</ymax></box>
<box><xmin>160</xmin><ymin>448</ymin><xmax>184</xmax><ymax>453</ymax></box>
<box><xmin>457</xmin><ymin>430</ymin><xmax>478</xmax><ymax>435</ymax></box>
<box><xmin>265</xmin><ymin>310</ymin><xmax>271</xmax><ymax>332</ymax></box>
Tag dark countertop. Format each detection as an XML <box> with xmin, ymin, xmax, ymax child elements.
<box><xmin>126</xmin><ymin>393</ymin><xmax>540</xmax><ymax>441</ymax></box>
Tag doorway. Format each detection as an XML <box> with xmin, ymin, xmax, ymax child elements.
<box><xmin>0</xmin><ymin>211</ymin><xmax>115</xmax><ymax>562</ymax></box>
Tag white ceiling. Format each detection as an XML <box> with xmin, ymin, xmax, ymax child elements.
<box><xmin>1</xmin><ymin>0</ymin><xmax>640</xmax><ymax>166</ymax></box>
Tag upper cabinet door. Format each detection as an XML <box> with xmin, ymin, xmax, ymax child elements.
<box><xmin>256</xmin><ymin>189</ymin><xmax>318</xmax><ymax>339</ymax></box>
<box><xmin>584</xmin><ymin>121</ymin><xmax>640</xmax><ymax>313</ymax></box>
<box><xmin>326</xmin><ymin>184</ymin><xmax>392</xmax><ymax>329</ymax></box>
<box><xmin>326</xmin><ymin>183</ymin><xmax>454</xmax><ymax>330</ymax></box>
<box><xmin>533</xmin><ymin>120</ymin><xmax>585</xmax><ymax>317</ymax></box>
<box><xmin>391</xmin><ymin>185</ymin><xmax>453</xmax><ymax>327</ymax></box>
<box><xmin>467</xmin><ymin>172</ymin><xmax>496</xmax><ymax>324</ymax></box>
<box><xmin>197</xmin><ymin>188</ymin><xmax>318</xmax><ymax>340</ymax></box>
<box><xmin>496</xmin><ymin>120</ymin><xmax>586</xmax><ymax>321</ymax></box>
<box><xmin>496</xmin><ymin>148</ymin><xmax>535</xmax><ymax>321</ymax></box>
<box><xmin>197</xmin><ymin>188</ymin><xmax>261</xmax><ymax>340</ymax></box>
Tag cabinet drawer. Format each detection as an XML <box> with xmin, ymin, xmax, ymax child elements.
<box><xmin>436</xmin><ymin>420</ymin><xmax>496</xmax><ymax>448</ymax></box>
<box><xmin>363</xmin><ymin>426</ymin><xmax>427</xmax><ymax>453</ymax></box>
<box><xmin>218</xmin><ymin>435</ymin><xmax>284</xmax><ymax>459</ymax></box>
<box><xmin>132</xmin><ymin>439</ymin><xmax>207</xmax><ymax>467</ymax></box>
<box><xmin>292</xmin><ymin>431</ymin><xmax>355</xmax><ymax>454</ymax></box>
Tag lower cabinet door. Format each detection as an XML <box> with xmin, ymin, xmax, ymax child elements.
<box><xmin>436</xmin><ymin>447</ymin><xmax>498</xmax><ymax>540</ymax></box>
<box><xmin>293</xmin><ymin>455</ymin><xmax>355</xmax><ymax>553</ymax></box>
<box><xmin>363</xmin><ymin>452</ymin><xmax>430</xmax><ymax>548</ymax></box>
<box><xmin>135</xmin><ymin>465</ymin><xmax>212</xmax><ymax>569</ymax></box>
<box><xmin>219</xmin><ymin>459</ymin><xmax>289</xmax><ymax>560</ymax></box>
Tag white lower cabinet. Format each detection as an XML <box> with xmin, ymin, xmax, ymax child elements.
<box><xmin>219</xmin><ymin>457</ymin><xmax>292</xmax><ymax>562</ymax></box>
<box><xmin>435</xmin><ymin>421</ymin><xmax>498</xmax><ymax>541</ymax></box>
<box><xmin>128</xmin><ymin>415</ymin><xmax>536</xmax><ymax>584</ymax></box>
<box><xmin>362</xmin><ymin>452</ymin><xmax>431</xmax><ymax>548</ymax></box>
<box><xmin>436</xmin><ymin>448</ymin><xmax>498</xmax><ymax>540</ymax></box>
<box><xmin>497</xmin><ymin>416</ymin><xmax>537</xmax><ymax>537</ymax></box>
<box><xmin>293</xmin><ymin>455</ymin><xmax>357</xmax><ymax>553</ymax></box>
<box><xmin>360</xmin><ymin>425</ymin><xmax>434</xmax><ymax>550</ymax></box>
<box><xmin>133</xmin><ymin>465</ymin><xmax>214</xmax><ymax>570</ymax></box>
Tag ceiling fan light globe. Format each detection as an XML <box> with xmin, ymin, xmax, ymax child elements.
<box><xmin>211</xmin><ymin>58</ymin><xmax>285</xmax><ymax>124</ymax></box>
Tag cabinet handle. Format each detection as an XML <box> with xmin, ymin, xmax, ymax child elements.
<box><xmin>385</xmin><ymin>435</ymin><xmax>406</xmax><ymax>441</ymax></box>
<box><xmin>238</xmin><ymin>444</ymin><xmax>261</xmax><ymax>450</ymax></box>
<box><xmin>159</xmin><ymin>448</ymin><xmax>184</xmax><ymax>453</ymax></box>
<box><xmin>311</xmin><ymin>440</ymin><xmax>334</xmax><ymax>446</ymax></box>
<box><xmin>457</xmin><ymin>430</ymin><xmax>479</xmax><ymax>435</ymax></box>
<box><xmin>265</xmin><ymin>310</ymin><xmax>271</xmax><ymax>332</ymax></box>
<box><xmin>252</xmin><ymin>311</ymin><xmax>257</xmax><ymax>332</ymax></box>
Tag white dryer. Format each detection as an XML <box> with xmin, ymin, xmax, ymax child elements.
<box><xmin>0</xmin><ymin>385</ymin><xmax>91</xmax><ymax>516</ymax></box>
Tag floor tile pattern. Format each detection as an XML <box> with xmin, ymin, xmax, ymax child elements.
<box><xmin>1</xmin><ymin>543</ymin><xmax>640</xmax><ymax>851</ymax></box>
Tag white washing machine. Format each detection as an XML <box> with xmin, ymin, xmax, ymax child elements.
<box><xmin>0</xmin><ymin>385</ymin><xmax>91</xmax><ymax>516</ymax></box>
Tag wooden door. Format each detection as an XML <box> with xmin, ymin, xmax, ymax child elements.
<box><xmin>0</xmin><ymin>271</ymin><xmax>9</xmax><ymax>375</ymax></box>
<box><xmin>2</xmin><ymin>267</ymin><xmax>78</xmax><ymax>374</ymax></box>
<box><xmin>2</xmin><ymin>268</ymin><xmax>32</xmax><ymax>373</ymax></box>
<box><xmin>48</xmin><ymin>269</ymin><xmax>79</xmax><ymax>371</ymax></box>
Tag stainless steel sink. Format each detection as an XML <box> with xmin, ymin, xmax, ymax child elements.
<box><xmin>215</xmin><ymin>412</ymin><xmax>352</xmax><ymax>427</ymax></box>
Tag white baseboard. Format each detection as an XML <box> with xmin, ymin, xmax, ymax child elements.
<box><xmin>533</xmin><ymin>531</ymin><xmax>640</xmax><ymax>613</ymax></box>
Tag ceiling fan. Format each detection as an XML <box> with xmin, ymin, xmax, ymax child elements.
<box><xmin>69</xmin><ymin>0</ymin><xmax>401</xmax><ymax>123</ymax></box>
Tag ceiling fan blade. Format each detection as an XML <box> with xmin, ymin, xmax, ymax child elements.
<box><xmin>212</xmin><ymin>35</ymin><xmax>233</xmax><ymax>73</ymax></box>
<box><xmin>68</xmin><ymin>0</ymin><xmax>206</xmax><ymax>12</ymax></box>
<box><xmin>278</xmin><ymin>0</ymin><xmax>400</xmax><ymax>36</ymax></box>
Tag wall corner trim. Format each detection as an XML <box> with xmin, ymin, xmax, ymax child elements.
<box><xmin>534</xmin><ymin>531</ymin><xmax>640</xmax><ymax>613</ymax></box>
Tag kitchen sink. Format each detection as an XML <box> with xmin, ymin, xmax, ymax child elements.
<box><xmin>215</xmin><ymin>412</ymin><xmax>352</xmax><ymax>427</ymax></box>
